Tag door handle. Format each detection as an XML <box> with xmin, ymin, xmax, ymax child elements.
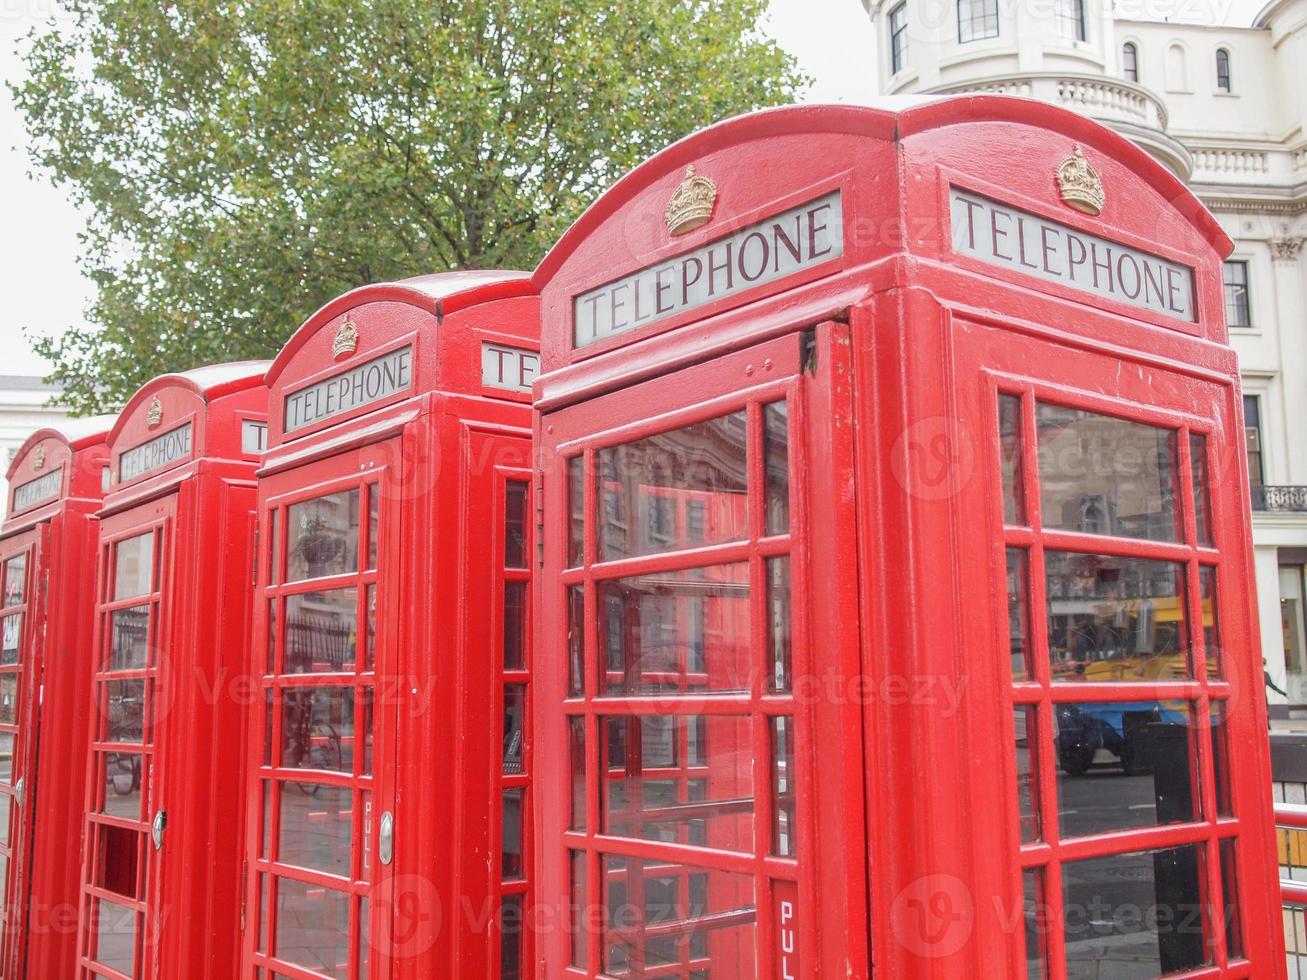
<box><xmin>151</xmin><ymin>810</ymin><xmax>167</xmax><ymax>851</ymax></box>
<box><xmin>379</xmin><ymin>811</ymin><xmax>394</xmax><ymax>866</ymax></box>
<box><xmin>14</xmin><ymin>777</ymin><xmax>23</xmax><ymax>806</ymax></box>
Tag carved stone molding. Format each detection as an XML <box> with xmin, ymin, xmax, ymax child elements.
<box><xmin>1271</xmin><ymin>237</ymin><xmax>1305</xmax><ymax>263</ymax></box>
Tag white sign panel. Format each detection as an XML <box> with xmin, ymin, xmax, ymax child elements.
<box><xmin>950</xmin><ymin>188</ymin><xmax>1196</xmax><ymax>321</ymax></box>
<box><xmin>12</xmin><ymin>468</ymin><xmax>62</xmax><ymax>511</ymax></box>
<box><xmin>241</xmin><ymin>420</ymin><xmax>268</xmax><ymax>454</ymax></box>
<box><xmin>481</xmin><ymin>342</ymin><xmax>540</xmax><ymax>393</ymax></box>
<box><xmin>284</xmin><ymin>346</ymin><xmax>413</xmax><ymax>433</ymax></box>
<box><xmin>119</xmin><ymin>423</ymin><xmax>193</xmax><ymax>482</ymax></box>
<box><xmin>573</xmin><ymin>190</ymin><xmax>844</xmax><ymax>348</ymax></box>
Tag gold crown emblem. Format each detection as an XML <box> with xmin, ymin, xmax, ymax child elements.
<box><xmin>32</xmin><ymin>445</ymin><xmax>45</xmax><ymax>471</ymax></box>
<box><xmin>146</xmin><ymin>396</ymin><xmax>163</xmax><ymax>429</ymax></box>
<box><xmin>664</xmin><ymin>165</ymin><xmax>718</xmax><ymax>236</ymax></box>
<box><xmin>1056</xmin><ymin>146</ymin><xmax>1105</xmax><ymax>216</ymax></box>
<box><xmin>332</xmin><ymin>316</ymin><xmax>358</xmax><ymax>359</ymax></box>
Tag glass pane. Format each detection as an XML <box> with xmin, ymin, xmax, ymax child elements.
<box><xmin>504</xmin><ymin>581</ymin><xmax>526</xmax><ymax>671</ymax></box>
<box><xmin>1199</xmin><ymin>566</ymin><xmax>1222</xmax><ymax>678</ymax></box>
<box><xmin>114</xmin><ymin>532</ymin><xmax>154</xmax><ymax>600</ymax></box>
<box><xmin>361</xmin><ymin>689</ymin><xmax>373</xmax><ymax>776</ymax></box>
<box><xmin>502</xmin><ymin>788</ymin><xmax>525</xmax><ymax>881</ymax></box>
<box><xmin>258</xmin><ymin>874</ymin><xmax>269</xmax><ymax>951</ymax></box>
<box><xmin>2</xmin><ymin>614</ymin><xmax>21</xmax><ymax>666</ymax></box>
<box><xmin>3</xmin><ymin>553</ymin><xmax>27</xmax><ymax>607</ymax></box>
<box><xmin>568</xmin><ymin>456</ymin><xmax>585</xmax><ymax>568</ymax></box>
<box><xmin>764</xmin><ymin>401</ymin><xmax>790</xmax><ymax>535</ymax></box>
<box><xmin>1037</xmin><ymin>403</ymin><xmax>1177</xmax><ymax>542</ymax></box>
<box><xmin>286</xmin><ymin>589</ymin><xmax>358</xmax><ymax>673</ymax></box>
<box><xmin>364</xmin><ymin>585</ymin><xmax>376</xmax><ymax>672</ymax></box>
<box><xmin>601</xmin><ymin>714</ymin><xmax>753</xmax><ymax>853</ymax></box>
<box><xmin>267</xmin><ymin>599</ymin><xmax>278</xmax><ymax>675</ymax></box>
<box><xmin>1024</xmin><ymin>869</ymin><xmax>1047</xmax><ymax>980</ymax></box>
<box><xmin>358</xmin><ymin>897</ymin><xmax>369</xmax><ymax>980</ymax></box>
<box><xmin>771</xmin><ymin>716</ymin><xmax>797</xmax><ymax>857</ymax></box>
<box><xmin>567</xmin><ymin>586</ymin><xmax>585</xmax><ymax>698</ymax></box>
<box><xmin>274</xmin><ymin>877</ymin><xmax>350</xmax><ymax>979</ymax></box>
<box><xmin>93</xmin><ymin>898</ymin><xmax>138</xmax><ymax>976</ymax></box>
<box><xmin>598</xmin><ymin>412</ymin><xmax>748</xmax><ymax>560</ymax></box>
<box><xmin>106</xmin><ymin>679</ymin><xmax>145</xmax><ymax>743</ymax></box>
<box><xmin>280</xmin><ymin>687</ymin><xmax>355</xmax><ymax>773</ymax></box>
<box><xmin>1209</xmin><ymin>701</ymin><xmax>1233</xmax><ymax>818</ymax></box>
<box><xmin>1219</xmin><ymin>838</ymin><xmax>1242</xmax><ymax>959</ymax></box>
<box><xmin>505</xmin><ymin>481</ymin><xmax>528</xmax><ymax>568</ymax></box>
<box><xmin>1045</xmin><ymin>553</ymin><xmax>1189</xmax><ymax>682</ymax></box>
<box><xmin>1189</xmin><ymin>433</ymin><xmax>1211</xmax><ymax>546</ymax></box>
<box><xmin>601</xmin><ymin>854</ymin><xmax>756</xmax><ymax>975</ymax></box>
<box><xmin>570</xmin><ymin>850</ymin><xmax>587</xmax><ymax>968</ymax></box>
<box><xmin>1062</xmin><ymin>845</ymin><xmax>1207</xmax><ymax>975</ymax></box>
<box><xmin>0</xmin><ymin>732</ymin><xmax>12</xmax><ymax>783</ymax></box>
<box><xmin>279</xmin><ymin>783</ymin><xmax>352</xmax><ymax>877</ymax></box>
<box><xmin>367</xmin><ymin>487</ymin><xmax>379</xmax><ymax>571</ymax></box>
<box><xmin>0</xmin><ymin>674</ymin><xmax>16</xmax><ymax>724</ymax></box>
<box><xmin>1008</xmin><ymin>549</ymin><xmax>1031</xmax><ymax>682</ymax></box>
<box><xmin>0</xmin><ymin>791</ymin><xmax>9</xmax><ymax>846</ymax></box>
<box><xmin>286</xmin><ymin>490</ymin><xmax>361</xmax><ymax>582</ymax></box>
<box><xmin>768</xmin><ymin>557</ymin><xmax>792</xmax><ymax>694</ymax></box>
<box><xmin>267</xmin><ymin>509</ymin><xmax>279</xmax><ymax>586</ymax></box>
<box><xmin>569</xmin><ymin>715</ymin><xmax>586</xmax><ymax>833</ymax></box>
<box><xmin>999</xmin><ymin>394</ymin><xmax>1024</xmax><ymax>525</ymax></box>
<box><xmin>1054</xmin><ymin>700</ymin><xmax>1199</xmax><ymax>837</ymax></box>
<box><xmin>261</xmin><ymin>782</ymin><xmax>272</xmax><ymax>859</ymax></box>
<box><xmin>503</xmin><ymin>684</ymin><xmax>526</xmax><ymax>775</ymax></box>
<box><xmin>500</xmin><ymin>893</ymin><xmax>524</xmax><ymax>979</ymax></box>
<box><xmin>94</xmin><ymin>822</ymin><xmax>141</xmax><ymax>898</ymax></box>
<box><xmin>100</xmin><ymin>752</ymin><xmax>143</xmax><ymax>819</ymax></box>
<box><xmin>1015</xmin><ymin>706</ymin><xmax>1040</xmax><ymax>843</ymax></box>
<box><xmin>599</xmin><ymin>563</ymin><xmax>750</xmax><ymax>696</ymax></box>
<box><xmin>110</xmin><ymin>606</ymin><xmax>151</xmax><ymax>671</ymax></box>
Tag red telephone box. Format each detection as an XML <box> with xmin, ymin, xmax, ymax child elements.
<box><xmin>248</xmin><ymin>271</ymin><xmax>537</xmax><ymax>979</ymax></box>
<box><xmin>531</xmin><ymin>97</ymin><xmax>1284</xmax><ymax>977</ymax></box>
<box><xmin>76</xmin><ymin>362</ymin><xmax>268</xmax><ymax>979</ymax></box>
<box><xmin>0</xmin><ymin>417</ymin><xmax>114</xmax><ymax>978</ymax></box>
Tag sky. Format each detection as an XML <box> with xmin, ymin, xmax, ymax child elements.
<box><xmin>0</xmin><ymin>0</ymin><xmax>1269</xmax><ymax>381</ymax></box>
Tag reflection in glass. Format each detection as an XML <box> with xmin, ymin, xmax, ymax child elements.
<box><xmin>93</xmin><ymin>898</ymin><xmax>138</xmax><ymax>976</ymax></box>
<box><xmin>367</xmin><ymin>486</ymin><xmax>379</xmax><ymax>571</ymax></box>
<box><xmin>1220</xmin><ymin>839</ymin><xmax>1242</xmax><ymax>958</ymax></box>
<box><xmin>94</xmin><ymin>822</ymin><xmax>140</xmax><ymax>898</ymax></box>
<box><xmin>106</xmin><ymin>680</ymin><xmax>145</xmax><ymax>743</ymax></box>
<box><xmin>0</xmin><ymin>794</ymin><xmax>8</xmax><ymax>846</ymax></box>
<box><xmin>772</xmin><ymin>716</ymin><xmax>797</xmax><ymax>857</ymax></box>
<box><xmin>114</xmin><ymin>532</ymin><xmax>154</xmax><ymax>601</ymax></box>
<box><xmin>505</xmin><ymin>481</ymin><xmax>528</xmax><ymax>568</ymax></box>
<box><xmin>364</xmin><ymin>585</ymin><xmax>376</xmax><ymax>672</ymax></box>
<box><xmin>267</xmin><ymin>509</ymin><xmax>279</xmax><ymax>585</ymax></box>
<box><xmin>100</xmin><ymin>752</ymin><xmax>142</xmax><ymax>819</ymax></box>
<box><xmin>287</xmin><ymin>490</ymin><xmax>360</xmax><ymax>582</ymax></box>
<box><xmin>598</xmin><ymin>412</ymin><xmax>748</xmax><ymax>560</ymax></box>
<box><xmin>3</xmin><ymin>553</ymin><xmax>26</xmax><ymax>608</ymax></box>
<box><xmin>280</xmin><ymin>687</ymin><xmax>355</xmax><ymax>772</ymax></box>
<box><xmin>1000</xmin><ymin>394</ymin><xmax>1024</xmax><ymax>525</ymax></box>
<box><xmin>361</xmin><ymin>690</ymin><xmax>373</xmax><ymax>776</ymax></box>
<box><xmin>764</xmin><ymin>401</ymin><xmax>790</xmax><ymax>535</ymax></box>
<box><xmin>0</xmin><ymin>732</ymin><xmax>12</xmax><ymax>783</ymax></box>
<box><xmin>275</xmin><ymin>876</ymin><xmax>350</xmax><ymax>978</ymax></box>
<box><xmin>1210</xmin><ymin>701</ymin><xmax>1233</xmax><ymax>818</ymax></box>
<box><xmin>1045</xmin><ymin>552</ymin><xmax>1188</xmax><ymax>682</ymax></box>
<box><xmin>1190</xmin><ymin>433</ymin><xmax>1211</xmax><ymax>546</ymax></box>
<box><xmin>1015</xmin><ymin>706</ymin><xmax>1039</xmax><ymax>843</ymax></box>
<box><xmin>570</xmin><ymin>850</ymin><xmax>587</xmax><ymax>968</ymax></box>
<box><xmin>278</xmin><ymin>784</ymin><xmax>352</xmax><ymax>878</ymax></box>
<box><xmin>504</xmin><ymin>581</ymin><xmax>526</xmax><ymax>671</ymax></box>
<box><xmin>286</xmin><ymin>590</ymin><xmax>358</xmax><ymax>673</ymax></box>
<box><xmin>1199</xmin><ymin>566</ymin><xmax>1222</xmax><ymax>677</ymax></box>
<box><xmin>567</xmin><ymin>586</ymin><xmax>584</xmax><ymax>698</ymax></box>
<box><xmin>569</xmin><ymin>716</ymin><xmax>586</xmax><ymax>833</ymax></box>
<box><xmin>267</xmin><ymin>599</ymin><xmax>278</xmax><ymax>675</ymax></box>
<box><xmin>1008</xmin><ymin>549</ymin><xmax>1031</xmax><ymax>681</ymax></box>
<box><xmin>768</xmin><ymin>557</ymin><xmax>792</xmax><ymax>694</ymax></box>
<box><xmin>501</xmin><ymin>893</ymin><xmax>524</xmax><ymax>980</ymax></box>
<box><xmin>2</xmin><ymin>614</ymin><xmax>21</xmax><ymax>666</ymax></box>
<box><xmin>503</xmin><ymin>789</ymin><xmax>524</xmax><ymax>880</ymax></box>
<box><xmin>600</xmin><ymin>854</ymin><xmax>756</xmax><ymax>975</ymax></box>
<box><xmin>503</xmin><ymin>685</ymin><xmax>525</xmax><ymax>775</ymax></box>
<box><xmin>1024</xmin><ymin>869</ymin><xmax>1047</xmax><ymax>980</ymax></box>
<box><xmin>110</xmin><ymin>606</ymin><xmax>151</xmax><ymax>671</ymax></box>
<box><xmin>1062</xmin><ymin>845</ymin><xmax>1206</xmax><ymax>976</ymax></box>
<box><xmin>1054</xmin><ymin>700</ymin><xmax>1199</xmax><ymax>837</ymax></box>
<box><xmin>601</xmin><ymin>714</ymin><xmax>753</xmax><ymax>853</ymax></box>
<box><xmin>0</xmin><ymin>674</ymin><xmax>16</xmax><ymax>724</ymax></box>
<box><xmin>1037</xmin><ymin>403</ymin><xmax>1176</xmax><ymax>541</ymax></box>
<box><xmin>599</xmin><ymin>564</ymin><xmax>749</xmax><ymax>695</ymax></box>
<box><xmin>568</xmin><ymin>456</ymin><xmax>585</xmax><ymax>568</ymax></box>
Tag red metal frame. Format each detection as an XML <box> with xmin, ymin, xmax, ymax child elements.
<box><xmin>75</xmin><ymin>362</ymin><xmax>268</xmax><ymax>980</ymax></box>
<box><xmin>247</xmin><ymin>271</ymin><xmax>538</xmax><ymax>978</ymax></box>
<box><xmin>531</xmin><ymin>98</ymin><xmax>1284</xmax><ymax>977</ymax></box>
<box><xmin>0</xmin><ymin>418</ymin><xmax>112</xmax><ymax>979</ymax></box>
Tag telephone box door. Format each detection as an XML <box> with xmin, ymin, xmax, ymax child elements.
<box><xmin>538</xmin><ymin>322</ymin><xmax>866</xmax><ymax>978</ymax></box>
<box><xmin>248</xmin><ymin>439</ymin><xmax>399</xmax><ymax>979</ymax></box>
<box><xmin>81</xmin><ymin>495</ymin><xmax>174</xmax><ymax>980</ymax></box>
<box><xmin>0</xmin><ymin>525</ymin><xmax>46</xmax><ymax>977</ymax></box>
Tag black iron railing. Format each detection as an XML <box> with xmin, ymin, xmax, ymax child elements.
<box><xmin>1253</xmin><ymin>485</ymin><xmax>1307</xmax><ymax>512</ymax></box>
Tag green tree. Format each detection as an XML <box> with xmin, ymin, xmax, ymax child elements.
<box><xmin>13</xmin><ymin>0</ymin><xmax>805</xmax><ymax>414</ymax></box>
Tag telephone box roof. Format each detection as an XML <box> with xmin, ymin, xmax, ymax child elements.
<box><xmin>5</xmin><ymin>415</ymin><xmax>116</xmax><ymax>484</ymax></box>
<box><xmin>108</xmin><ymin>360</ymin><xmax>270</xmax><ymax>447</ymax></box>
<box><xmin>534</xmin><ymin>96</ymin><xmax>1230</xmax><ymax>289</ymax></box>
<box><xmin>265</xmin><ymin>270</ymin><xmax>531</xmax><ymax>388</ymax></box>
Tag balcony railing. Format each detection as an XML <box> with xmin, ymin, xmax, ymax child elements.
<box><xmin>1252</xmin><ymin>485</ymin><xmax>1307</xmax><ymax>513</ymax></box>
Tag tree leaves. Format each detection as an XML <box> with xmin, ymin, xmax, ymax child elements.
<box><xmin>12</xmin><ymin>0</ymin><xmax>806</xmax><ymax>414</ymax></box>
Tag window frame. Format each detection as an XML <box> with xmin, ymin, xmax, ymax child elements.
<box><xmin>1122</xmin><ymin>41</ymin><xmax>1139</xmax><ymax>82</ymax></box>
<box><xmin>1216</xmin><ymin>47</ymin><xmax>1232</xmax><ymax>92</ymax></box>
<box><xmin>957</xmin><ymin>0</ymin><xmax>1000</xmax><ymax>43</ymax></box>
<box><xmin>1054</xmin><ymin>0</ymin><xmax>1087</xmax><ymax>42</ymax></box>
<box><xmin>1223</xmin><ymin>259</ymin><xmax>1251</xmax><ymax>329</ymax></box>
<box><xmin>889</xmin><ymin>2</ymin><xmax>909</xmax><ymax>74</ymax></box>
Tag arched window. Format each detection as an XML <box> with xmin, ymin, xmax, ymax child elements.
<box><xmin>1166</xmin><ymin>43</ymin><xmax>1188</xmax><ymax>91</ymax></box>
<box><xmin>1122</xmin><ymin>42</ymin><xmax>1139</xmax><ymax>82</ymax></box>
<box><xmin>1216</xmin><ymin>48</ymin><xmax>1232</xmax><ymax>91</ymax></box>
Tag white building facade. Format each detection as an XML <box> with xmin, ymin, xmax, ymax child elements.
<box><xmin>0</xmin><ymin>375</ymin><xmax>71</xmax><ymax>510</ymax></box>
<box><xmin>864</xmin><ymin>0</ymin><xmax>1307</xmax><ymax>708</ymax></box>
